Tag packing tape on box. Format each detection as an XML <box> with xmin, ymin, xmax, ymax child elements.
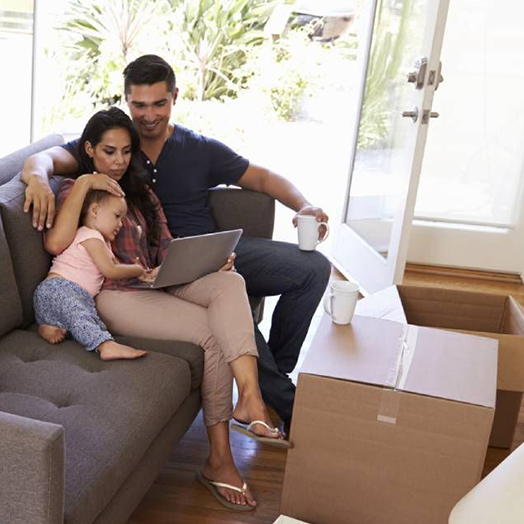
<box><xmin>377</xmin><ymin>324</ymin><xmax>419</xmax><ymax>425</ymax></box>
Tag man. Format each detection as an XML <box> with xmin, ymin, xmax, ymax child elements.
<box><xmin>22</xmin><ymin>54</ymin><xmax>331</xmax><ymax>432</ymax></box>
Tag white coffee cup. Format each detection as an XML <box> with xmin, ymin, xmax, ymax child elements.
<box><xmin>297</xmin><ymin>215</ymin><xmax>329</xmax><ymax>251</ymax></box>
<box><xmin>324</xmin><ymin>281</ymin><xmax>360</xmax><ymax>325</ymax></box>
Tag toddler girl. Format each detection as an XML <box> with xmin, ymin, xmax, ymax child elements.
<box><xmin>34</xmin><ymin>189</ymin><xmax>151</xmax><ymax>360</ymax></box>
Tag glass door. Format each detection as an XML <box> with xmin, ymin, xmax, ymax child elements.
<box><xmin>331</xmin><ymin>0</ymin><xmax>451</xmax><ymax>294</ymax></box>
<box><xmin>408</xmin><ymin>0</ymin><xmax>524</xmax><ymax>276</ymax></box>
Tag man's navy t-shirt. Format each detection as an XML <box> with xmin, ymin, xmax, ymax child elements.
<box><xmin>62</xmin><ymin>125</ymin><xmax>249</xmax><ymax>237</ymax></box>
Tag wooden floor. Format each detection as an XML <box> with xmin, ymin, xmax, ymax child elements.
<box><xmin>128</xmin><ymin>267</ymin><xmax>524</xmax><ymax>524</ymax></box>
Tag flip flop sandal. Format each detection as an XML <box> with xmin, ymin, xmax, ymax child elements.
<box><xmin>196</xmin><ymin>471</ymin><xmax>255</xmax><ymax>511</ymax></box>
<box><xmin>231</xmin><ymin>419</ymin><xmax>293</xmax><ymax>449</ymax></box>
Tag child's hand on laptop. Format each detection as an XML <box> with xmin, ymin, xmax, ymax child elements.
<box><xmin>138</xmin><ymin>266</ymin><xmax>160</xmax><ymax>283</ymax></box>
<box><xmin>219</xmin><ymin>252</ymin><xmax>236</xmax><ymax>272</ymax></box>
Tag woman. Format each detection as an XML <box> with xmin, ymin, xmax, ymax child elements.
<box><xmin>45</xmin><ymin>107</ymin><xmax>288</xmax><ymax>510</ymax></box>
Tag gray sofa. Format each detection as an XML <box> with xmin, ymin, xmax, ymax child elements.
<box><xmin>0</xmin><ymin>135</ymin><xmax>274</xmax><ymax>524</ymax></box>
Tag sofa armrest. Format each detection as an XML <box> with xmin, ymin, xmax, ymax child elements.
<box><xmin>0</xmin><ymin>411</ymin><xmax>64</xmax><ymax>524</ymax></box>
<box><xmin>208</xmin><ymin>187</ymin><xmax>275</xmax><ymax>239</ymax></box>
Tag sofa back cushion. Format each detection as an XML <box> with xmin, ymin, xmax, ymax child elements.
<box><xmin>208</xmin><ymin>187</ymin><xmax>275</xmax><ymax>239</ymax></box>
<box><xmin>0</xmin><ymin>215</ymin><xmax>23</xmax><ymax>336</ymax></box>
<box><xmin>0</xmin><ymin>134</ymin><xmax>65</xmax><ymax>327</ymax></box>
<box><xmin>0</xmin><ymin>175</ymin><xmax>62</xmax><ymax>327</ymax></box>
<box><xmin>0</xmin><ymin>134</ymin><xmax>64</xmax><ymax>187</ymax></box>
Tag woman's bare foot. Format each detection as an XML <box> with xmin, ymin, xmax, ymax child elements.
<box><xmin>38</xmin><ymin>325</ymin><xmax>67</xmax><ymax>344</ymax></box>
<box><xmin>97</xmin><ymin>341</ymin><xmax>147</xmax><ymax>361</ymax></box>
<box><xmin>233</xmin><ymin>390</ymin><xmax>284</xmax><ymax>440</ymax></box>
<box><xmin>202</xmin><ymin>455</ymin><xmax>257</xmax><ymax>508</ymax></box>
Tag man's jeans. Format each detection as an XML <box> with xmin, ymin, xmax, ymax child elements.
<box><xmin>235</xmin><ymin>236</ymin><xmax>331</xmax><ymax>423</ymax></box>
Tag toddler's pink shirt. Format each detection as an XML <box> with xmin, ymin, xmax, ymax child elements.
<box><xmin>49</xmin><ymin>226</ymin><xmax>114</xmax><ymax>297</ymax></box>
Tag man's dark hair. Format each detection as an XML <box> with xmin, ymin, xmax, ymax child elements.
<box><xmin>123</xmin><ymin>54</ymin><xmax>176</xmax><ymax>95</ymax></box>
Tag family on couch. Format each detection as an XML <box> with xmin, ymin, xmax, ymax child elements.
<box><xmin>21</xmin><ymin>54</ymin><xmax>331</xmax><ymax>511</ymax></box>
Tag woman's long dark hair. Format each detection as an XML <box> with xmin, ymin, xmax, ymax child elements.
<box><xmin>76</xmin><ymin>107</ymin><xmax>159</xmax><ymax>244</ymax></box>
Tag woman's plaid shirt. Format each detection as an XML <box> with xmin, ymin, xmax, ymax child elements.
<box><xmin>56</xmin><ymin>178</ymin><xmax>173</xmax><ymax>291</ymax></box>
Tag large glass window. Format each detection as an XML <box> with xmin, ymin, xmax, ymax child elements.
<box><xmin>0</xmin><ymin>0</ymin><xmax>34</xmax><ymax>156</ymax></box>
<box><xmin>30</xmin><ymin>0</ymin><xmax>361</xmax><ymax>248</ymax></box>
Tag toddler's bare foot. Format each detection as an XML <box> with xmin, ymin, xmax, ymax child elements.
<box><xmin>97</xmin><ymin>341</ymin><xmax>147</xmax><ymax>361</ymax></box>
<box><xmin>38</xmin><ymin>325</ymin><xmax>67</xmax><ymax>344</ymax></box>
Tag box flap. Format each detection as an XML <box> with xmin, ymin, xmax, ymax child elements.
<box><xmin>447</xmin><ymin>329</ymin><xmax>524</xmax><ymax>392</ymax></box>
<box><xmin>394</xmin><ymin>286</ymin><xmax>524</xmax><ymax>392</ymax></box>
<box><xmin>300</xmin><ymin>315</ymin><xmax>402</xmax><ymax>388</ymax></box>
<box><xmin>301</xmin><ymin>315</ymin><xmax>498</xmax><ymax>408</ymax></box>
<box><xmin>401</xmin><ymin>327</ymin><xmax>497</xmax><ymax>408</ymax></box>
<box><xmin>355</xmin><ymin>285</ymin><xmax>408</xmax><ymax>323</ymax></box>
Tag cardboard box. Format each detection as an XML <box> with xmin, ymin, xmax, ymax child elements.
<box><xmin>356</xmin><ymin>285</ymin><xmax>524</xmax><ymax>448</ymax></box>
<box><xmin>281</xmin><ymin>315</ymin><xmax>497</xmax><ymax>524</ymax></box>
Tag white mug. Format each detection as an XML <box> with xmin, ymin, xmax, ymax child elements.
<box><xmin>324</xmin><ymin>281</ymin><xmax>360</xmax><ymax>325</ymax></box>
<box><xmin>297</xmin><ymin>215</ymin><xmax>329</xmax><ymax>251</ymax></box>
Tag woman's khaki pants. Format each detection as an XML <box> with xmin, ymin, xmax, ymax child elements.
<box><xmin>96</xmin><ymin>271</ymin><xmax>258</xmax><ymax>426</ymax></box>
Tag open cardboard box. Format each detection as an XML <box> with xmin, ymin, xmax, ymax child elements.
<box><xmin>281</xmin><ymin>315</ymin><xmax>497</xmax><ymax>524</ymax></box>
<box><xmin>356</xmin><ymin>285</ymin><xmax>524</xmax><ymax>448</ymax></box>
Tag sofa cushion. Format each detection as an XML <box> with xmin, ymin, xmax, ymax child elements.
<box><xmin>0</xmin><ymin>134</ymin><xmax>64</xmax><ymax>186</ymax></box>
<box><xmin>208</xmin><ymin>187</ymin><xmax>275</xmax><ymax>239</ymax></box>
<box><xmin>0</xmin><ymin>174</ymin><xmax>62</xmax><ymax>327</ymax></box>
<box><xmin>0</xmin><ymin>217</ymin><xmax>23</xmax><ymax>337</ymax></box>
<box><xmin>0</xmin><ymin>330</ymin><xmax>193</xmax><ymax>524</ymax></box>
<box><xmin>114</xmin><ymin>335</ymin><xmax>204</xmax><ymax>390</ymax></box>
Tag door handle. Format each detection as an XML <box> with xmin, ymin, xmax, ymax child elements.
<box><xmin>402</xmin><ymin>107</ymin><xmax>419</xmax><ymax>122</ymax></box>
<box><xmin>407</xmin><ymin>58</ymin><xmax>427</xmax><ymax>89</ymax></box>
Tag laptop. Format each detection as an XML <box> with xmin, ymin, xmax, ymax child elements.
<box><xmin>131</xmin><ymin>229</ymin><xmax>243</xmax><ymax>289</ymax></box>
